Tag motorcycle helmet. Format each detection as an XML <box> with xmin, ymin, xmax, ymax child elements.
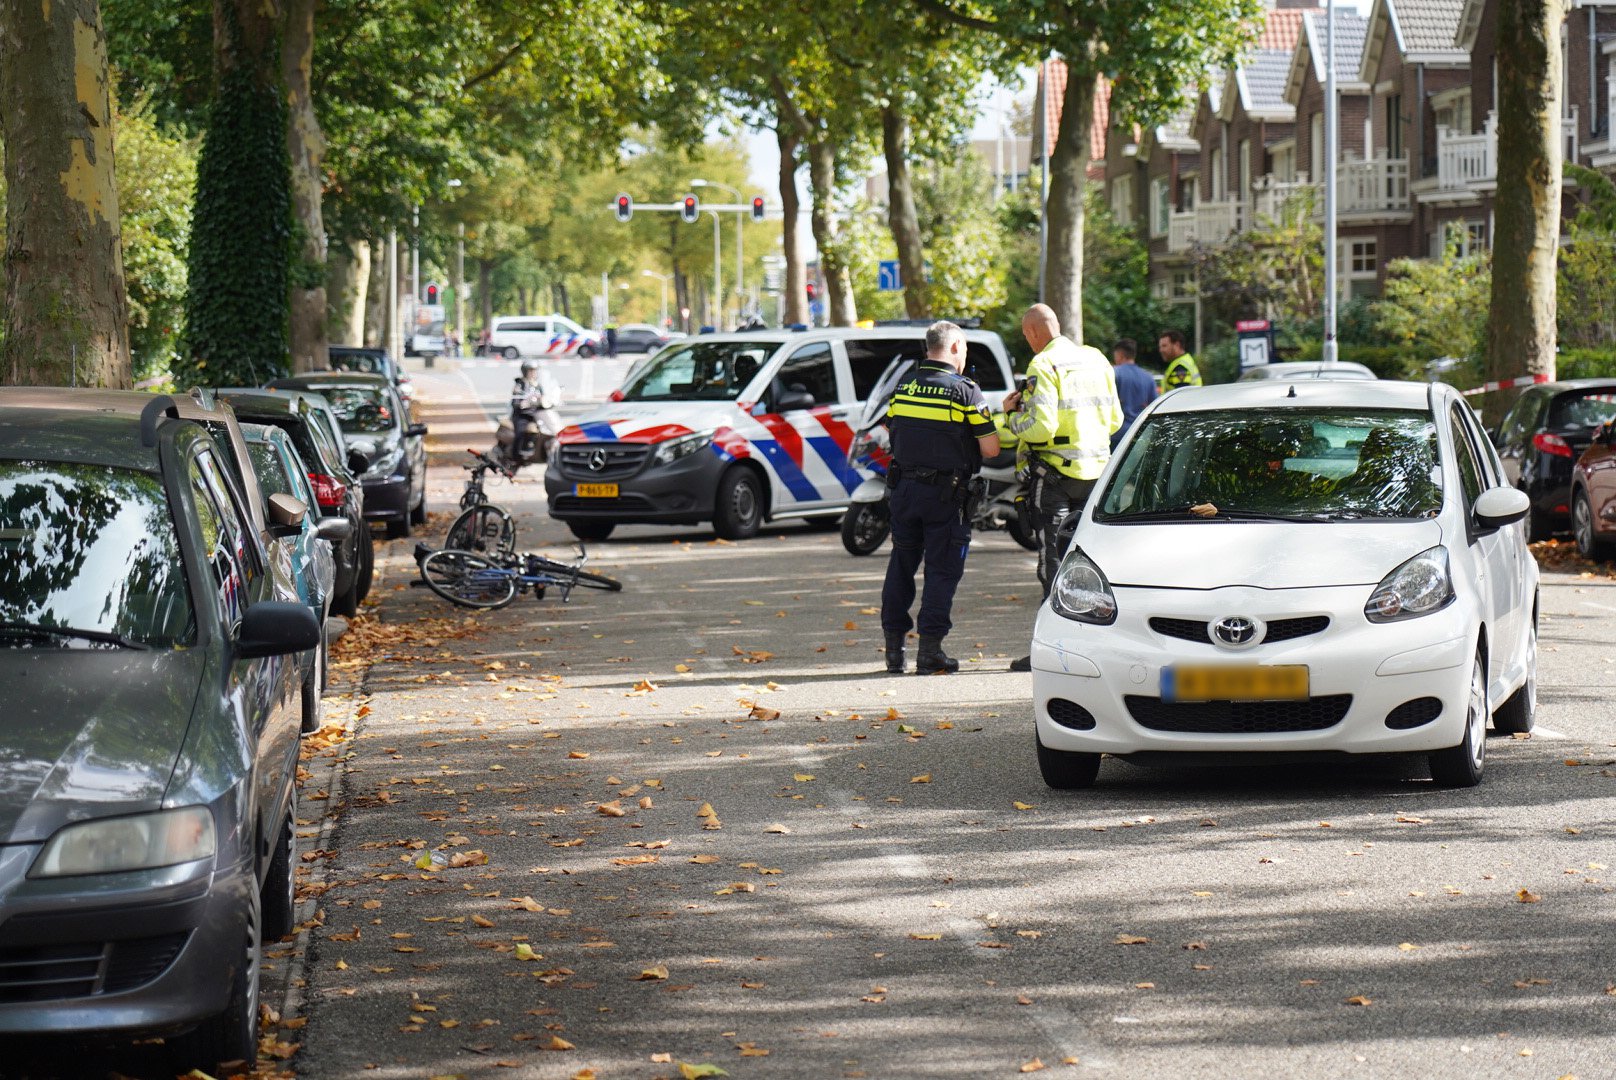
<box><xmin>520</xmin><ymin>359</ymin><xmax>540</xmax><ymax>378</ymax></box>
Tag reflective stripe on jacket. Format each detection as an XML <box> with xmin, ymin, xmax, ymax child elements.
<box><xmin>1005</xmin><ymin>336</ymin><xmax>1123</xmax><ymax>481</ymax></box>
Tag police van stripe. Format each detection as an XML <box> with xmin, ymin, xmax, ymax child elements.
<box><xmin>575</xmin><ymin>421</ymin><xmax>619</xmax><ymax>442</ymax></box>
<box><xmin>751</xmin><ymin>438</ymin><xmax>822</xmax><ymax>501</ymax></box>
<box><xmin>807</xmin><ymin>435</ymin><xmax>862</xmax><ymax>494</ymax></box>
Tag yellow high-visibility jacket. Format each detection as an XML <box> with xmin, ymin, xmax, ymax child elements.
<box><xmin>1005</xmin><ymin>336</ymin><xmax>1122</xmax><ymax>481</ymax></box>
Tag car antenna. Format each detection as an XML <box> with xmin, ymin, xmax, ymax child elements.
<box><xmin>1287</xmin><ymin>384</ymin><xmax>1297</xmax><ymax>398</ymax></box>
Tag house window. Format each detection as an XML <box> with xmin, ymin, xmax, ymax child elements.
<box><xmin>1110</xmin><ymin>176</ymin><xmax>1134</xmax><ymax>224</ymax></box>
<box><xmin>1150</xmin><ymin>178</ymin><xmax>1171</xmax><ymax>237</ymax></box>
<box><xmin>1170</xmin><ymin>269</ymin><xmax>1196</xmax><ymax>300</ymax></box>
<box><xmin>1386</xmin><ymin>94</ymin><xmax>1404</xmax><ymax>158</ymax></box>
<box><xmin>1338</xmin><ymin>238</ymin><xmax>1380</xmax><ymax>300</ymax></box>
<box><xmin>1177</xmin><ymin>176</ymin><xmax>1197</xmax><ymax>210</ymax></box>
<box><xmin>1272</xmin><ymin>145</ymin><xmax>1296</xmax><ymax>183</ymax></box>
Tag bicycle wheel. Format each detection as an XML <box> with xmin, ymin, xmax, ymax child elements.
<box><xmin>446</xmin><ymin>504</ymin><xmax>516</xmax><ymax>557</ymax></box>
<box><xmin>421</xmin><ymin>550</ymin><xmax>518</xmax><ymax>609</ymax></box>
<box><xmin>524</xmin><ymin>556</ymin><xmax>623</xmax><ymax>592</ymax></box>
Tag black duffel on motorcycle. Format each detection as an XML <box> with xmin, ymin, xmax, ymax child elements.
<box><xmin>840</xmin><ymin>360</ymin><xmax>1038</xmax><ymax>556</ymax></box>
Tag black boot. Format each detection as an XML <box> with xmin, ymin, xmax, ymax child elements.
<box><xmin>916</xmin><ymin>635</ymin><xmax>959</xmax><ymax>675</ymax></box>
<box><xmin>884</xmin><ymin>632</ymin><xmax>906</xmax><ymax>675</ymax></box>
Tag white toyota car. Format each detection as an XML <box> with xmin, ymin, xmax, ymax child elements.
<box><xmin>1031</xmin><ymin>379</ymin><xmax>1538</xmax><ymax>790</ymax></box>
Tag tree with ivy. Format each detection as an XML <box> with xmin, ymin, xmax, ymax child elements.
<box><xmin>915</xmin><ymin>0</ymin><xmax>1261</xmax><ymax>344</ymax></box>
<box><xmin>0</xmin><ymin>0</ymin><xmax>131</xmax><ymax>387</ymax></box>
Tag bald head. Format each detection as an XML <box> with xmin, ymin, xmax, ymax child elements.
<box><xmin>1022</xmin><ymin>304</ymin><xmax>1060</xmax><ymax>353</ymax></box>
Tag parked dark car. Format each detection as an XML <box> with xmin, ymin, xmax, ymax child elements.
<box><xmin>1492</xmin><ymin>379</ymin><xmax>1616</xmax><ymax>540</ymax></box>
<box><xmin>269</xmin><ymin>371</ymin><xmax>428</xmax><ymax>539</ymax></box>
<box><xmin>613</xmin><ymin>323</ymin><xmax>675</xmax><ymax>354</ymax></box>
<box><xmin>0</xmin><ymin>391</ymin><xmax>320</xmax><ymax>1071</ymax></box>
<box><xmin>329</xmin><ymin>344</ymin><xmax>413</xmax><ymax>402</ymax></box>
<box><xmin>219</xmin><ymin>388</ymin><xmax>374</xmax><ymax>616</ymax></box>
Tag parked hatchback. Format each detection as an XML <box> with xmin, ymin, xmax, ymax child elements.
<box><xmin>0</xmin><ymin>392</ymin><xmax>320</xmax><ymax>1070</ymax></box>
<box><xmin>1030</xmin><ymin>380</ymin><xmax>1537</xmax><ymax>790</ymax></box>
<box><xmin>269</xmin><ymin>372</ymin><xmax>428</xmax><ymax>538</ymax></box>
<box><xmin>329</xmin><ymin>344</ymin><xmax>414</xmax><ymax>402</ymax></box>
<box><xmin>1491</xmin><ymin>379</ymin><xmax>1616</xmax><ymax>540</ymax></box>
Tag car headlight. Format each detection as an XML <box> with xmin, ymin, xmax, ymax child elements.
<box><xmin>1365</xmin><ymin>545</ymin><xmax>1454</xmax><ymax>622</ymax></box>
<box><xmin>365</xmin><ymin>445</ymin><xmax>405</xmax><ymax>479</ymax></box>
<box><xmin>31</xmin><ymin>806</ymin><xmax>216</xmax><ymax>877</ymax></box>
<box><xmin>1050</xmin><ymin>549</ymin><xmax>1118</xmax><ymax>625</ymax></box>
<box><xmin>653</xmin><ymin>430</ymin><xmax>716</xmax><ymax>465</ymax></box>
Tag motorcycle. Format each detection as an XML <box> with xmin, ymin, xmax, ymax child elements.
<box><xmin>840</xmin><ymin>360</ymin><xmax>1039</xmax><ymax>556</ymax></box>
<box><xmin>495</xmin><ymin>378</ymin><xmax>563</xmax><ymax>468</ymax></box>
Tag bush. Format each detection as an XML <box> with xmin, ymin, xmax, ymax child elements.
<box><xmin>1286</xmin><ymin>341</ymin><xmax>1423</xmax><ymax>380</ymax></box>
<box><xmin>1556</xmin><ymin>348</ymin><xmax>1616</xmax><ymax>379</ymax></box>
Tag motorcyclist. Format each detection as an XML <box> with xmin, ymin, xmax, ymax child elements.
<box><xmin>508</xmin><ymin>359</ymin><xmax>562</xmax><ymax>465</ymax></box>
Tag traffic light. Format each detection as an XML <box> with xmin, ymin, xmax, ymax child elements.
<box><xmin>615</xmin><ymin>192</ymin><xmax>633</xmax><ymax>222</ymax></box>
<box><xmin>805</xmin><ymin>282</ymin><xmax>817</xmax><ymax>301</ymax></box>
<box><xmin>751</xmin><ymin>196</ymin><xmax>765</xmax><ymax>223</ymax></box>
<box><xmin>425</xmin><ymin>282</ymin><xmax>439</xmax><ymax>305</ymax></box>
<box><xmin>680</xmin><ymin>193</ymin><xmax>699</xmax><ymax>223</ymax></box>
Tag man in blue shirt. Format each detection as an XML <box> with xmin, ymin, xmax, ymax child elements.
<box><xmin>1110</xmin><ymin>338</ymin><xmax>1158</xmax><ymax>451</ymax></box>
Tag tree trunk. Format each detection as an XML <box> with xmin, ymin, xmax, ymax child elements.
<box><xmin>478</xmin><ymin>258</ymin><xmax>493</xmax><ymax>332</ymax></box>
<box><xmin>326</xmin><ymin>239</ymin><xmax>368</xmax><ymax>345</ymax></box>
<box><xmin>557</xmin><ymin>281</ymin><xmax>569</xmax><ymax>319</ymax></box>
<box><xmin>0</xmin><ymin>0</ymin><xmax>131</xmax><ymax>387</ymax></box>
<box><xmin>806</xmin><ymin>137</ymin><xmax>857</xmax><ymax>326</ymax></box>
<box><xmin>674</xmin><ymin>266</ymin><xmax>690</xmax><ymax>333</ymax></box>
<box><xmin>777</xmin><ymin>125</ymin><xmax>807</xmax><ymax>326</ymax></box>
<box><xmin>881</xmin><ymin>103</ymin><xmax>929</xmax><ymax>320</ymax></box>
<box><xmin>1485</xmin><ymin>0</ymin><xmax>1562</xmax><ymax>424</ymax></box>
<box><xmin>1044</xmin><ymin>71</ymin><xmax>1094</xmax><ymax>343</ymax></box>
<box><xmin>282</xmin><ymin>0</ymin><xmax>327</xmax><ymax>372</ymax></box>
<box><xmin>363</xmin><ymin>237</ymin><xmax>386</xmax><ymax>346</ymax></box>
<box><xmin>516</xmin><ymin>285</ymin><xmax>528</xmax><ymax>314</ymax></box>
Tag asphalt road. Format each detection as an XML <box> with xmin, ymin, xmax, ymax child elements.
<box><xmin>20</xmin><ymin>371</ymin><xmax>1616</xmax><ymax>1080</ymax></box>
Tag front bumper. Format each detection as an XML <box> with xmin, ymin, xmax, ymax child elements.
<box><xmin>361</xmin><ymin>475</ymin><xmax>411</xmax><ymax>522</ymax></box>
<box><xmin>1031</xmin><ymin>583</ymin><xmax>1476</xmax><ymax>759</ymax></box>
<box><xmin>545</xmin><ymin>444</ymin><xmax>729</xmax><ymax>525</ymax></box>
<box><xmin>0</xmin><ymin>845</ymin><xmax>253</xmax><ymax>1035</ymax></box>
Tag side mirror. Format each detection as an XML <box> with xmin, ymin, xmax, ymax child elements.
<box><xmin>1473</xmin><ymin>486</ymin><xmax>1530</xmax><ymax>533</ymax></box>
<box><xmin>267</xmin><ymin>492</ymin><xmax>308</xmax><ymax>538</ymax></box>
<box><xmin>347</xmin><ymin>449</ymin><xmax>370</xmax><ymax>475</ymax></box>
<box><xmin>315</xmin><ymin>516</ymin><xmax>353</xmax><ymax>542</ymax></box>
<box><xmin>235</xmin><ymin>601</ymin><xmax>321</xmax><ymax>659</ymax></box>
<box><xmin>775</xmin><ymin>390</ymin><xmax>815</xmax><ymax>412</ymax></box>
<box><xmin>407</xmin><ymin>423</ymin><xmax>429</xmax><ymax>438</ymax></box>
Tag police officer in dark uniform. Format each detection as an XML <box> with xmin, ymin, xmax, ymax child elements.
<box><xmin>880</xmin><ymin>321</ymin><xmax>1001</xmax><ymax>675</ymax></box>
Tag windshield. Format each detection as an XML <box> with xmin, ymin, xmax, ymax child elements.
<box><xmin>0</xmin><ymin>461</ymin><xmax>194</xmax><ymax>646</ymax></box>
<box><xmin>620</xmin><ymin>341</ymin><xmax>782</xmax><ymax>401</ymax></box>
<box><xmin>331</xmin><ymin>351</ymin><xmax>386</xmax><ymax>376</ymax></box>
<box><xmin>322</xmin><ymin>387</ymin><xmax>395</xmax><ymax>433</ymax></box>
<box><xmin>1548</xmin><ymin>390</ymin><xmax>1616</xmax><ymax>430</ymax></box>
<box><xmin>1098</xmin><ymin>408</ymin><xmax>1443</xmax><ymax>522</ymax></box>
<box><xmin>246</xmin><ymin>438</ymin><xmax>293</xmax><ymax>505</ymax></box>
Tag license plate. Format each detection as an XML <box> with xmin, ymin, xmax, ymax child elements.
<box><xmin>574</xmin><ymin>483</ymin><xmax>618</xmax><ymax>498</ymax></box>
<box><xmin>1162</xmin><ymin>665</ymin><xmax>1309</xmax><ymax>702</ymax></box>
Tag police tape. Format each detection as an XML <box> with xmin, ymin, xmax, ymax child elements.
<box><xmin>1459</xmin><ymin>373</ymin><xmax>1551</xmax><ymax>397</ymax></box>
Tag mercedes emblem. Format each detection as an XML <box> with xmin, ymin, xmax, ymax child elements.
<box><xmin>588</xmin><ymin>448</ymin><xmax>609</xmax><ymax>472</ymax></box>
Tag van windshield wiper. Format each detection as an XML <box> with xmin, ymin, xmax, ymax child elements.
<box><xmin>1101</xmin><ymin>506</ymin><xmax>1329</xmax><ymax>523</ymax></box>
<box><xmin>0</xmin><ymin>621</ymin><xmax>150</xmax><ymax>650</ymax></box>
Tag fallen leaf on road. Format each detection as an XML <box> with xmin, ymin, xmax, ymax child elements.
<box><xmin>449</xmin><ymin>850</ymin><xmax>487</xmax><ymax>868</ymax></box>
<box><xmin>1013</xmin><ymin>801</ymin><xmax>1036</xmax><ymax>811</ymax></box>
<box><xmin>596</xmin><ymin>801</ymin><xmax>626</xmax><ymax>817</ymax></box>
<box><xmin>678</xmin><ymin>1065</ymin><xmax>729</xmax><ymax>1079</ymax></box>
<box><xmin>637</xmin><ymin>965</ymin><xmax>669</xmax><ymax>981</ymax></box>
<box><xmin>1517</xmin><ymin>888</ymin><xmax>1542</xmax><ymax>904</ymax></box>
<box><xmin>1134</xmin><ymin>982</ymin><xmax>1155</xmax><ymax>989</ymax></box>
<box><xmin>909</xmin><ymin>933</ymin><xmax>942</xmax><ymax>941</ymax></box>
<box><xmin>764</xmin><ymin>823</ymin><xmax>790</xmax><ymax>834</ymax></box>
<box><xmin>1397</xmin><ymin>942</ymin><xmax>1419</xmax><ymax>952</ymax></box>
<box><xmin>568</xmin><ymin>751</ymin><xmax>590</xmax><ymax>759</ymax></box>
<box><xmin>737</xmin><ymin>1043</ymin><xmax>770</xmax><ymax>1057</ymax></box>
<box><xmin>910</xmin><ymin>774</ymin><xmax>932</xmax><ymax>784</ymax></box>
<box><xmin>471</xmin><ymin>915</ymin><xmax>495</xmax><ymax>928</ymax></box>
<box><xmin>1513</xmin><ymin>978</ymin><xmax>1551</xmax><ymax>988</ymax></box>
<box><xmin>612</xmin><ymin>854</ymin><xmax>660</xmax><ymax>866</ymax></box>
<box><xmin>887</xmin><ymin>708</ymin><xmax>904</xmax><ymax>721</ymax></box>
<box><xmin>1020</xmin><ymin>1060</ymin><xmax>1047</xmax><ymax>1073</ymax></box>
<box><xmin>1344</xmin><ymin>995</ymin><xmax>1372</xmax><ymax>1006</ymax></box>
<box><xmin>696</xmin><ymin>803</ymin><xmax>717</xmax><ymax>819</ymax></box>
<box><xmin>793</xmin><ymin>773</ymin><xmax>816</xmax><ymax>782</ymax></box>
<box><xmin>1017</xmin><ymin>995</ymin><xmax>1034</xmax><ymax>1005</ymax></box>
<box><xmin>690</xmin><ymin>854</ymin><xmax>720</xmax><ymax>864</ymax></box>
<box><xmin>1115</xmin><ymin>934</ymin><xmax>1151</xmax><ymax>945</ymax></box>
<box><xmin>513</xmin><ymin>944</ymin><xmax>541</xmax><ymax>961</ymax></box>
<box><xmin>543</xmin><ymin>1035</ymin><xmax>575</xmax><ymax>1051</ymax></box>
<box><xmin>674</xmin><ymin>664</ymin><xmax>692</xmax><ymax>674</ymax></box>
<box><xmin>748</xmin><ymin>705</ymin><xmax>780</xmax><ymax>721</ymax></box>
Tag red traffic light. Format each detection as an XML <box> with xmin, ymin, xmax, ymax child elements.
<box><xmin>614</xmin><ymin>192</ymin><xmax>633</xmax><ymax>222</ymax></box>
<box><xmin>425</xmin><ymin>283</ymin><xmax>439</xmax><ymax>305</ymax></box>
<box><xmin>680</xmin><ymin>193</ymin><xmax>699</xmax><ymax>224</ymax></box>
<box><xmin>751</xmin><ymin>196</ymin><xmax>765</xmax><ymax>223</ymax></box>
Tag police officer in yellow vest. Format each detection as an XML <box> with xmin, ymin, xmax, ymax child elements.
<box><xmin>880</xmin><ymin>321</ymin><xmax>1000</xmax><ymax>675</ymax></box>
<box><xmin>1158</xmin><ymin>328</ymin><xmax>1202</xmax><ymax>389</ymax></box>
<box><xmin>1004</xmin><ymin>305</ymin><xmax>1122</xmax><ymax>672</ymax></box>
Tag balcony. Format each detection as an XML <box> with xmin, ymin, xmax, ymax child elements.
<box><xmin>1195</xmin><ymin>199</ymin><xmax>1245</xmax><ymax>243</ymax></box>
<box><xmin>1337</xmin><ymin>156</ymin><xmax>1410</xmax><ymax>216</ymax></box>
<box><xmin>1432</xmin><ymin>107</ymin><xmax>1579</xmax><ymax>194</ymax></box>
<box><xmin>1166</xmin><ymin>210</ymin><xmax>1197</xmax><ymax>253</ymax></box>
<box><xmin>1251</xmin><ymin>173</ymin><xmax>1314</xmax><ymax>224</ymax></box>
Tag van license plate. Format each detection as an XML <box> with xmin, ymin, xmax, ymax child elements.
<box><xmin>574</xmin><ymin>483</ymin><xmax>618</xmax><ymax>498</ymax></box>
<box><xmin>1162</xmin><ymin>665</ymin><xmax>1309</xmax><ymax>702</ymax></box>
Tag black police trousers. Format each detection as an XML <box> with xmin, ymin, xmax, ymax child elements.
<box><xmin>1032</xmin><ymin>470</ymin><xmax>1096</xmax><ymax>598</ymax></box>
<box><xmin>880</xmin><ymin>476</ymin><xmax>972</xmax><ymax>639</ymax></box>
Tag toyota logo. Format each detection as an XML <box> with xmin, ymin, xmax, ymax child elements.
<box><xmin>587</xmin><ymin>448</ymin><xmax>609</xmax><ymax>472</ymax></box>
<box><xmin>1211</xmin><ymin>616</ymin><xmax>1261</xmax><ymax>649</ymax></box>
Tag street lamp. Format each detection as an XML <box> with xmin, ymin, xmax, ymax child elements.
<box><xmin>690</xmin><ymin>178</ymin><xmax>745</xmax><ymax>325</ymax></box>
<box><xmin>448</xmin><ymin>179</ymin><xmax>464</xmax><ymax>357</ymax></box>
<box><xmin>643</xmin><ymin>269</ymin><xmax>671</xmax><ymax>327</ymax></box>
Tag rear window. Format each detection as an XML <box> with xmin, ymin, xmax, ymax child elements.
<box><xmin>1547</xmin><ymin>389</ymin><xmax>1616</xmax><ymax>430</ymax></box>
<box><xmin>965</xmin><ymin>343</ymin><xmax>1008</xmax><ymax>391</ymax></box>
<box><xmin>331</xmin><ymin>351</ymin><xmax>386</xmax><ymax>375</ymax></box>
<box><xmin>497</xmin><ymin>320</ymin><xmax>547</xmax><ymax>333</ymax></box>
<box><xmin>0</xmin><ymin>461</ymin><xmax>194</xmax><ymax>646</ymax></box>
<box><xmin>323</xmin><ymin>387</ymin><xmax>396</xmax><ymax>433</ymax></box>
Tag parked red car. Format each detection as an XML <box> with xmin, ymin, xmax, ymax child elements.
<box><xmin>1569</xmin><ymin>419</ymin><xmax>1616</xmax><ymax>557</ymax></box>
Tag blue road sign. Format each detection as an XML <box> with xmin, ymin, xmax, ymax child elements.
<box><xmin>878</xmin><ymin>260</ymin><xmax>902</xmax><ymax>291</ymax></box>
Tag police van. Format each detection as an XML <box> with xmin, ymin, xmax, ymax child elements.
<box><xmin>545</xmin><ymin>326</ymin><xmax>1015</xmax><ymax>540</ymax></box>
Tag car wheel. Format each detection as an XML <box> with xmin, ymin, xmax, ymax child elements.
<box><xmin>386</xmin><ymin>514</ymin><xmax>411</xmax><ymax>540</ymax></box>
<box><xmin>350</xmin><ymin>518</ymin><xmax>375</xmax><ymax>604</ymax></box>
<box><xmin>1430</xmin><ymin>652</ymin><xmax>1487</xmax><ymax>788</ymax></box>
<box><xmin>578</xmin><ymin>343</ymin><xmax>596</xmax><ymax>358</ymax></box>
<box><xmin>409</xmin><ymin>491</ymin><xmax>427</xmax><ymax>526</ymax></box>
<box><xmin>1492</xmin><ymin>617</ymin><xmax>1537</xmax><ymax>735</ymax></box>
<box><xmin>713</xmin><ymin>467</ymin><xmax>763</xmax><ymax>540</ymax></box>
<box><xmin>567</xmin><ymin>521</ymin><xmax>616</xmax><ymax>542</ymax></box>
<box><xmin>331</xmin><ymin>576</ymin><xmax>358</xmax><ymax>618</ymax></box>
<box><xmin>1036</xmin><ymin>731</ymin><xmax>1101</xmax><ymax>790</ymax></box>
<box><xmin>841</xmin><ymin>502</ymin><xmax>890</xmax><ymax>556</ymax></box>
<box><xmin>1573</xmin><ymin>489</ymin><xmax>1612</xmax><ymax>559</ymax></box>
<box><xmin>1525</xmin><ymin>505</ymin><xmax>1554</xmax><ymax>543</ymax></box>
<box><xmin>503</xmin><ymin>345</ymin><xmax>520</xmax><ymax>360</ymax></box>
<box><xmin>300</xmin><ymin>633</ymin><xmax>325</xmax><ymax>734</ymax></box>
<box><xmin>168</xmin><ymin>894</ymin><xmax>260</xmax><ymax>1072</ymax></box>
<box><xmin>261</xmin><ymin>791</ymin><xmax>298</xmax><ymax>940</ymax></box>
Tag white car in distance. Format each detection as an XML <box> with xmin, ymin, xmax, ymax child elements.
<box><xmin>1032</xmin><ymin>379</ymin><xmax>1537</xmax><ymax>790</ymax></box>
